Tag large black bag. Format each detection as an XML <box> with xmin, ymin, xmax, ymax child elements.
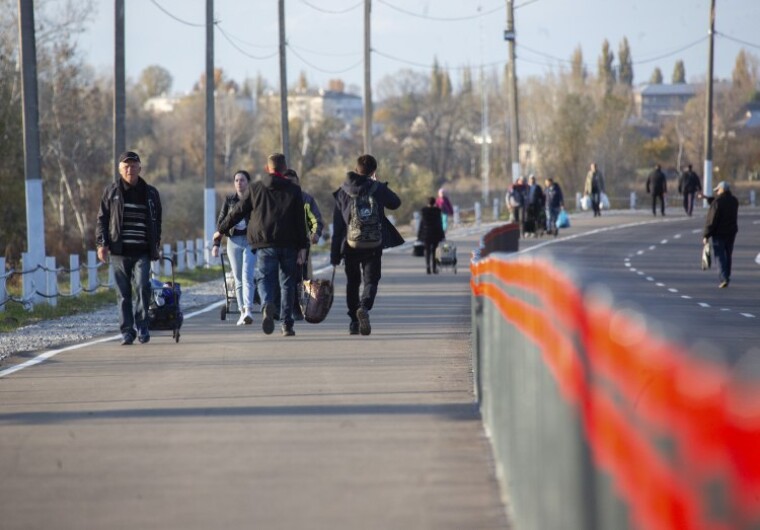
<box><xmin>300</xmin><ymin>267</ymin><xmax>335</xmax><ymax>324</ymax></box>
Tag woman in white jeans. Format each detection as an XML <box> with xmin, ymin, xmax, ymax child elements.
<box><xmin>212</xmin><ymin>170</ymin><xmax>256</xmax><ymax>325</ymax></box>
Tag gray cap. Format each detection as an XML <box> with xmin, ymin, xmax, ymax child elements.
<box><xmin>713</xmin><ymin>181</ymin><xmax>730</xmax><ymax>192</ymax></box>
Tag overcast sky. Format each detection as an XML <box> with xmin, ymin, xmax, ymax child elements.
<box><xmin>73</xmin><ymin>0</ymin><xmax>760</xmax><ymax>95</ymax></box>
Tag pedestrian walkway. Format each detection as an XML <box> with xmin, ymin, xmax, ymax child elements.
<box><xmin>0</xmin><ymin>231</ymin><xmax>509</xmax><ymax>530</ymax></box>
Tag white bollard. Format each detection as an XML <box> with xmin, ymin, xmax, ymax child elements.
<box><xmin>196</xmin><ymin>238</ymin><xmax>205</xmax><ymax>267</ymax></box>
<box><xmin>163</xmin><ymin>244</ymin><xmax>172</xmax><ymax>277</ymax></box>
<box><xmin>493</xmin><ymin>198</ymin><xmax>500</xmax><ymax>220</ymax></box>
<box><xmin>0</xmin><ymin>257</ymin><xmax>5</xmax><ymax>312</ymax></box>
<box><xmin>751</xmin><ymin>190</ymin><xmax>756</xmax><ymax>207</ymax></box>
<box><xmin>21</xmin><ymin>252</ymin><xmax>34</xmax><ymax>306</ymax></box>
<box><xmin>453</xmin><ymin>205</ymin><xmax>460</xmax><ymax>227</ymax></box>
<box><xmin>475</xmin><ymin>202</ymin><xmax>482</xmax><ymax>227</ymax></box>
<box><xmin>576</xmin><ymin>192</ymin><xmax>582</xmax><ymax>212</ymax></box>
<box><xmin>630</xmin><ymin>192</ymin><xmax>637</xmax><ymax>210</ymax></box>
<box><xmin>45</xmin><ymin>256</ymin><xmax>58</xmax><ymax>307</ymax></box>
<box><xmin>176</xmin><ymin>241</ymin><xmax>186</xmax><ymax>273</ymax></box>
<box><xmin>186</xmin><ymin>240</ymin><xmax>196</xmax><ymax>270</ymax></box>
<box><xmin>87</xmin><ymin>251</ymin><xmax>98</xmax><ymax>291</ymax></box>
<box><xmin>412</xmin><ymin>211</ymin><xmax>421</xmax><ymax>236</ymax></box>
<box><xmin>70</xmin><ymin>255</ymin><xmax>80</xmax><ymax>297</ymax></box>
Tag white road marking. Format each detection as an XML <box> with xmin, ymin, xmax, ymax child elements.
<box><xmin>646</xmin><ymin>277</ymin><xmax>655</xmax><ymax>281</ymax></box>
<box><xmin>668</xmin><ymin>288</ymin><xmax>678</xmax><ymax>293</ymax></box>
<box><xmin>699</xmin><ymin>303</ymin><xmax>711</xmax><ymax>308</ymax></box>
<box><xmin>755</xmin><ymin>253</ymin><xmax>760</xmax><ymax>266</ymax></box>
<box><xmin>637</xmin><ymin>250</ymin><xmax>645</xmax><ymax>255</ymax></box>
<box><xmin>674</xmin><ymin>234</ymin><xmax>682</xmax><ymax>239</ymax></box>
<box><xmin>656</xmin><ymin>282</ymin><xmax>665</xmax><ymax>287</ymax></box>
<box><xmin>741</xmin><ymin>313</ymin><xmax>756</xmax><ymax>318</ymax></box>
<box><xmin>649</xmin><ymin>245</ymin><xmax>657</xmax><ymax>250</ymax></box>
<box><xmin>637</xmin><ymin>271</ymin><xmax>645</xmax><ymax>275</ymax></box>
<box><xmin>0</xmin><ymin>300</ymin><xmax>226</xmax><ymax>379</ymax></box>
<box><xmin>660</xmin><ymin>239</ymin><xmax>668</xmax><ymax>244</ymax></box>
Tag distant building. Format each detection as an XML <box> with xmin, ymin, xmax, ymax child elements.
<box><xmin>143</xmin><ymin>90</ymin><xmax>256</xmax><ymax>115</ymax></box>
<box><xmin>260</xmin><ymin>81</ymin><xmax>363</xmax><ymax>126</ymax></box>
<box><xmin>144</xmin><ymin>95</ymin><xmax>181</xmax><ymax>114</ymax></box>
<box><xmin>634</xmin><ymin>83</ymin><xmax>699</xmax><ymax>124</ymax></box>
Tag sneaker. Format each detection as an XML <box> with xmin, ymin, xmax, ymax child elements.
<box><xmin>120</xmin><ymin>332</ymin><xmax>135</xmax><ymax>346</ymax></box>
<box><xmin>262</xmin><ymin>302</ymin><xmax>275</xmax><ymax>335</ymax></box>
<box><xmin>349</xmin><ymin>321</ymin><xmax>360</xmax><ymax>335</ymax></box>
<box><xmin>236</xmin><ymin>313</ymin><xmax>247</xmax><ymax>326</ymax></box>
<box><xmin>356</xmin><ymin>307</ymin><xmax>371</xmax><ymax>336</ymax></box>
<box><xmin>719</xmin><ymin>280</ymin><xmax>729</xmax><ymax>288</ymax></box>
<box><xmin>243</xmin><ymin>308</ymin><xmax>253</xmax><ymax>325</ymax></box>
<box><xmin>281</xmin><ymin>324</ymin><xmax>295</xmax><ymax>337</ymax></box>
<box><xmin>137</xmin><ymin>325</ymin><xmax>150</xmax><ymax>344</ymax></box>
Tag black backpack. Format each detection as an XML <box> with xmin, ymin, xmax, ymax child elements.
<box><xmin>347</xmin><ymin>181</ymin><xmax>382</xmax><ymax>249</ymax></box>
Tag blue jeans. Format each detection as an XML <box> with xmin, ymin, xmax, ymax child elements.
<box><xmin>712</xmin><ymin>236</ymin><xmax>735</xmax><ymax>284</ymax></box>
<box><xmin>255</xmin><ymin>247</ymin><xmax>298</xmax><ymax>326</ymax></box>
<box><xmin>226</xmin><ymin>235</ymin><xmax>256</xmax><ymax>311</ymax></box>
<box><xmin>111</xmin><ymin>254</ymin><xmax>151</xmax><ymax>335</ymax></box>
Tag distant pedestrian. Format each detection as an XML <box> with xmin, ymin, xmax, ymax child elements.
<box><xmin>212</xmin><ymin>170</ymin><xmax>256</xmax><ymax>326</ymax></box>
<box><xmin>507</xmin><ymin>176</ymin><xmax>527</xmax><ymax>231</ymax></box>
<box><xmin>417</xmin><ymin>197</ymin><xmax>445</xmax><ymax>274</ymax></box>
<box><xmin>435</xmin><ymin>188</ymin><xmax>454</xmax><ymax>232</ymax></box>
<box><xmin>330</xmin><ymin>154</ymin><xmax>402</xmax><ymax>336</ymax></box>
<box><xmin>215</xmin><ymin>153</ymin><xmax>309</xmax><ymax>337</ymax></box>
<box><xmin>703</xmin><ymin>181</ymin><xmax>739</xmax><ymax>288</ymax></box>
<box><xmin>678</xmin><ymin>164</ymin><xmax>702</xmax><ymax>216</ymax></box>
<box><xmin>544</xmin><ymin>177</ymin><xmax>564</xmax><ymax>237</ymax></box>
<box><xmin>646</xmin><ymin>164</ymin><xmax>668</xmax><ymax>216</ymax></box>
<box><xmin>584</xmin><ymin>163</ymin><xmax>605</xmax><ymax>217</ymax></box>
<box><xmin>96</xmin><ymin>151</ymin><xmax>163</xmax><ymax>346</ymax></box>
<box><xmin>524</xmin><ymin>174</ymin><xmax>545</xmax><ymax>236</ymax></box>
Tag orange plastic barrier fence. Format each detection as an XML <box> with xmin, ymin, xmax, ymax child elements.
<box><xmin>471</xmin><ymin>256</ymin><xmax>760</xmax><ymax>530</ymax></box>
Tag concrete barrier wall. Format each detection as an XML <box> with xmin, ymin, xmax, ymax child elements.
<box><xmin>470</xmin><ymin>227</ymin><xmax>760</xmax><ymax>530</ymax></box>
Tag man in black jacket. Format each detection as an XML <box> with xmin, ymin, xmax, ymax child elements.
<box><xmin>703</xmin><ymin>181</ymin><xmax>739</xmax><ymax>288</ymax></box>
<box><xmin>96</xmin><ymin>151</ymin><xmax>162</xmax><ymax>346</ymax></box>
<box><xmin>215</xmin><ymin>153</ymin><xmax>308</xmax><ymax>336</ymax></box>
<box><xmin>678</xmin><ymin>164</ymin><xmax>702</xmax><ymax>216</ymax></box>
<box><xmin>331</xmin><ymin>154</ymin><xmax>401</xmax><ymax>336</ymax></box>
<box><xmin>646</xmin><ymin>164</ymin><xmax>668</xmax><ymax>216</ymax></box>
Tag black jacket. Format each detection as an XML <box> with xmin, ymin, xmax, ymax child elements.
<box><xmin>545</xmin><ymin>183</ymin><xmax>564</xmax><ymax>210</ymax></box>
<box><xmin>646</xmin><ymin>169</ymin><xmax>668</xmax><ymax>195</ymax></box>
<box><xmin>218</xmin><ymin>173</ymin><xmax>308</xmax><ymax>250</ymax></box>
<box><xmin>216</xmin><ymin>192</ymin><xmax>250</xmax><ymax>238</ymax></box>
<box><xmin>96</xmin><ymin>177</ymin><xmax>162</xmax><ymax>260</ymax></box>
<box><xmin>703</xmin><ymin>191</ymin><xmax>739</xmax><ymax>240</ymax></box>
<box><xmin>678</xmin><ymin>170</ymin><xmax>702</xmax><ymax>194</ymax></box>
<box><xmin>417</xmin><ymin>206</ymin><xmax>445</xmax><ymax>245</ymax></box>
<box><xmin>330</xmin><ymin>172</ymin><xmax>402</xmax><ymax>265</ymax></box>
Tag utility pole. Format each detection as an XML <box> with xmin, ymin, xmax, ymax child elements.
<box><xmin>363</xmin><ymin>0</ymin><xmax>372</xmax><ymax>154</ymax></box>
<box><xmin>278</xmin><ymin>0</ymin><xmax>290</xmax><ymax>161</ymax></box>
<box><xmin>17</xmin><ymin>0</ymin><xmax>46</xmax><ymax>304</ymax></box>
<box><xmin>505</xmin><ymin>0</ymin><xmax>520</xmax><ymax>183</ymax></box>
<box><xmin>113</xmin><ymin>0</ymin><xmax>125</xmax><ymax>180</ymax></box>
<box><xmin>703</xmin><ymin>0</ymin><xmax>716</xmax><ymax>198</ymax></box>
<box><xmin>204</xmin><ymin>0</ymin><xmax>216</xmax><ymax>266</ymax></box>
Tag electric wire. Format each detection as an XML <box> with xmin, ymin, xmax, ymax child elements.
<box><xmin>287</xmin><ymin>44</ymin><xmax>363</xmax><ymax>74</ymax></box>
<box><xmin>217</xmin><ymin>25</ymin><xmax>279</xmax><ymax>60</ymax></box>
<box><xmin>298</xmin><ymin>0</ymin><xmax>363</xmax><ymax>15</ymax></box>
<box><xmin>717</xmin><ymin>32</ymin><xmax>760</xmax><ymax>51</ymax></box>
<box><xmin>376</xmin><ymin>0</ymin><xmax>503</xmax><ymax>21</ymax></box>
<box><xmin>149</xmin><ymin>0</ymin><xmax>205</xmax><ymax>27</ymax></box>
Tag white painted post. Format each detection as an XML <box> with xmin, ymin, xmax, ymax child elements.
<box><xmin>195</xmin><ymin>238</ymin><xmax>204</xmax><ymax>267</ymax></box>
<box><xmin>163</xmin><ymin>244</ymin><xmax>172</xmax><ymax>277</ymax></box>
<box><xmin>453</xmin><ymin>205</ymin><xmax>460</xmax><ymax>227</ymax></box>
<box><xmin>176</xmin><ymin>241</ymin><xmax>186</xmax><ymax>273</ymax></box>
<box><xmin>70</xmin><ymin>255</ymin><xmax>80</xmax><ymax>297</ymax></box>
<box><xmin>186</xmin><ymin>240</ymin><xmax>196</xmax><ymax>270</ymax></box>
<box><xmin>21</xmin><ymin>252</ymin><xmax>34</xmax><ymax>307</ymax></box>
<box><xmin>493</xmin><ymin>198</ymin><xmax>500</xmax><ymax>220</ymax></box>
<box><xmin>0</xmin><ymin>257</ymin><xmax>5</xmax><ymax>312</ymax></box>
<box><xmin>630</xmin><ymin>192</ymin><xmax>637</xmax><ymax>210</ymax></box>
<box><xmin>575</xmin><ymin>192</ymin><xmax>582</xmax><ymax>212</ymax></box>
<box><xmin>87</xmin><ymin>251</ymin><xmax>98</xmax><ymax>291</ymax></box>
<box><xmin>151</xmin><ymin>260</ymin><xmax>160</xmax><ymax>278</ymax></box>
<box><xmin>412</xmin><ymin>211</ymin><xmax>421</xmax><ymax>236</ymax></box>
<box><xmin>751</xmin><ymin>190</ymin><xmax>756</xmax><ymax>207</ymax></box>
<box><xmin>475</xmin><ymin>202</ymin><xmax>482</xmax><ymax>227</ymax></box>
<box><xmin>45</xmin><ymin>256</ymin><xmax>57</xmax><ymax>307</ymax></box>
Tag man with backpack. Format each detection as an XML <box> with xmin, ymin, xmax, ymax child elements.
<box><xmin>330</xmin><ymin>154</ymin><xmax>402</xmax><ymax>336</ymax></box>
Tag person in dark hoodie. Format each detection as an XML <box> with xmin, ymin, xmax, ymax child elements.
<box><xmin>646</xmin><ymin>163</ymin><xmax>668</xmax><ymax>216</ymax></box>
<box><xmin>703</xmin><ymin>181</ymin><xmax>739</xmax><ymax>288</ymax></box>
<box><xmin>215</xmin><ymin>153</ymin><xmax>308</xmax><ymax>337</ymax></box>
<box><xmin>331</xmin><ymin>154</ymin><xmax>402</xmax><ymax>336</ymax></box>
<box><xmin>417</xmin><ymin>196</ymin><xmax>445</xmax><ymax>274</ymax></box>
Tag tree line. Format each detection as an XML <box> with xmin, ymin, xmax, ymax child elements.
<box><xmin>1</xmin><ymin>1</ymin><xmax>759</xmax><ymax>266</ymax></box>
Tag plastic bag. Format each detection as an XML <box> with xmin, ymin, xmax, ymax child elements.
<box><xmin>600</xmin><ymin>192</ymin><xmax>610</xmax><ymax>210</ymax></box>
<box><xmin>701</xmin><ymin>242</ymin><xmax>712</xmax><ymax>270</ymax></box>
<box><xmin>556</xmin><ymin>210</ymin><xmax>570</xmax><ymax>229</ymax></box>
<box><xmin>580</xmin><ymin>195</ymin><xmax>591</xmax><ymax>211</ymax></box>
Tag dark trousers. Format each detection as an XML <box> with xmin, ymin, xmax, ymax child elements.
<box><xmin>424</xmin><ymin>243</ymin><xmax>439</xmax><ymax>272</ymax></box>
<box><xmin>590</xmin><ymin>192</ymin><xmax>601</xmax><ymax>216</ymax></box>
<box><xmin>652</xmin><ymin>193</ymin><xmax>665</xmax><ymax>215</ymax></box>
<box><xmin>683</xmin><ymin>192</ymin><xmax>696</xmax><ymax>216</ymax></box>
<box><xmin>255</xmin><ymin>247</ymin><xmax>298</xmax><ymax>327</ymax></box>
<box><xmin>111</xmin><ymin>254</ymin><xmax>151</xmax><ymax>336</ymax></box>
<box><xmin>712</xmin><ymin>235</ymin><xmax>735</xmax><ymax>284</ymax></box>
<box><xmin>343</xmin><ymin>247</ymin><xmax>382</xmax><ymax>321</ymax></box>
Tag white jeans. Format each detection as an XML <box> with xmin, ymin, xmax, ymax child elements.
<box><xmin>226</xmin><ymin>235</ymin><xmax>256</xmax><ymax>311</ymax></box>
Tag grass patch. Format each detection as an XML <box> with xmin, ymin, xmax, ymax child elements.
<box><xmin>0</xmin><ymin>265</ymin><xmax>223</xmax><ymax>334</ymax></box>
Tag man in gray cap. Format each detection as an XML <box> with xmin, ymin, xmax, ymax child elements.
<box><xmin>702</xmin><ymin>181</ymin><xmax>738</xmax><ymax>288</ymax></box>
<box><xmin>96</xmin><ymin>151</ymin><xmax>163</xmax><ymax>344</ymax></box>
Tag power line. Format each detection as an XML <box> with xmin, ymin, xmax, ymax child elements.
<box><xmin>633</xmin><ymin>36</ymin><xmax>708</xmax><ymax>65</ymax></box>
<box><xmin>287</xmin><ymin>44</ymin><xmax>363</xmax><ymax>74</ymax></box>
<box><xmin>289</xmin><ymin>42</ymin><xmax>362</xmax><ymax>58</ymax></box>
<box><xmin>149</xmin><ymin>0</ymin><xmax>205</xmax><ymax>27</ymax></box>
<box><xmin>298</xmin><ymin>0</ymin><xmax>363</xmax><ymax>15</ymax></box>
<box><xmin>515</xmin><ymin>0</ymin><xmax>542</xmax><ymax>9</ymax></box>
<box><xmin>376</xmin><ymin>0</ymin><xmax>503</xmax><ymax>21</ymax></box>
<box><xmin>372</xmin><ymin>48</ymin><xmax>505</xmax><ymax>71</ymax></box>
<box><xmin>217</xmin><ymin>27</ymin><xmax>277</xmax><ymax>50</ymax></box>
<box><xmin>717</xmin><ymin>32</ymin><xmax>760</xmax><ymax>51</ymax></box>
<box><xmin>217</xmin><ymin>25</ymin><xmax>279</xmax><ymax>60</ymax></box>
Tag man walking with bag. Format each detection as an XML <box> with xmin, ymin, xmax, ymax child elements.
<box><xmin>331</xmin><ymin>154</ymin><xmax>402</xmax><ymax>336</ymax></box>
<box><xmin>703</xmin><ymin>181</ymin><xmax>739</xmax><ymax>288</ymax></box>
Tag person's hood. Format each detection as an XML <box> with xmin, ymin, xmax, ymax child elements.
<box><xmin>340</xmin><ymin>171</ymin><xmax>373</xmax><ymax>197</ymax></box>
<box><xmin>261</xmin><ymin>172</ymin><xmax>291</xmax><ymax>190</ymax></box>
